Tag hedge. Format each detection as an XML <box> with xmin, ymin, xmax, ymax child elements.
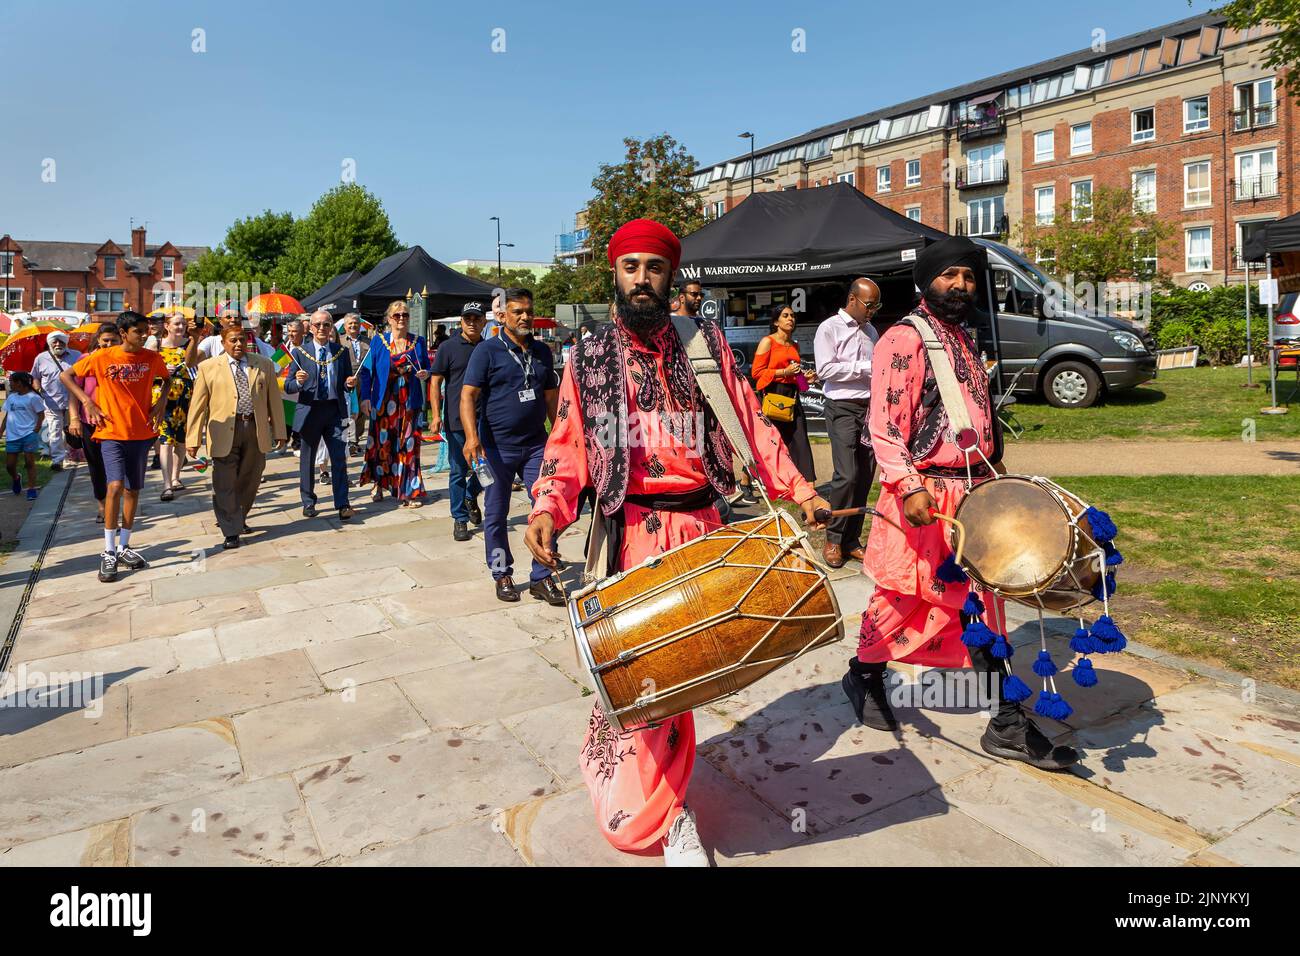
<box><xmin>1147</xmin><ymin>285</ymin><xmax>1272</xmax><ymax>365</ymax></box>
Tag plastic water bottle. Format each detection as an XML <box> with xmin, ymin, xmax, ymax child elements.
<box><xmin>474</xmin><ymin>456</ymin><xmax>495</xmax><ymax>488</ymax></box>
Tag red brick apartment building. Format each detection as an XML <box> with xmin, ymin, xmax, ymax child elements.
<box><xmin>692</xmin><ymin>11</ymin><xmax>1290</xmax><ymax>287</ymax></box>
<box><xmin>0</xmin><ymin>225</ymin><xmax>207</xmax><ymax>315</ymax></box>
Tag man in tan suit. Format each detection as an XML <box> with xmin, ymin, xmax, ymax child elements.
<box><xmin>186</xmin><ymin>324</ymin><xmax>286</xmax><ymax>549</ymax></box>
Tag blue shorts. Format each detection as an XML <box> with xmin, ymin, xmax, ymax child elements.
<box><xmin>5</xmin><ymin>432</ymin><xmax>40</xmax><ymax>455</ymax></box>
<box><xmin>101</xmin><ymin>438</ymin><xmax>153</xmax><ymax>490</ymax></box>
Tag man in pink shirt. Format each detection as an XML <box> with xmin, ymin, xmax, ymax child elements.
<box><xmin>813</xmin><ymin>277</ymin><xmax>882</xmax><ymax>568</ymax></box>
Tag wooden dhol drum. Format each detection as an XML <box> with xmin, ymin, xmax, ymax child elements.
<box><xmin>569</xmin><ymin>510</ymin><xmax>843</xmax><ymax>732</ymax></box>
<box><xmin>951</xmin><ymin>475</ymin><xmax>1104</xmax><ymax>614</ymax></box>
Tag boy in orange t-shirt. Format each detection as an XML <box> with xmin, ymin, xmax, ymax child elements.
<box><xmin>62</xmin><ymin>311</ymin><xmax>168</xmax><ymax>582</ymax></box>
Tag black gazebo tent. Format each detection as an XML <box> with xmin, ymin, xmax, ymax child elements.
<box><xmin>301</xmin><ymin>269</ymin><xmax>362</xmax><ymax>312</ymax></box>
<box><xmin>1243</xmin><ymin>211</ymin><xmax>1300</xmax><ymax>261</ymax></box>
<box><xmin>678</xmin><ymin>182</ymin><xmax>947</xmax><ymax>283</ymax></box>
<box><xmin>1240</xmin><ymin>212</ymin><xmax>1299</xmax><ymax>409</ymax></box>
<box><xmin>327</xmin><ymin>246</ymin><xmax>496</xmax><ymax>318</ymax></box>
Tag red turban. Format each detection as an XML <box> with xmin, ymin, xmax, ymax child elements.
<box><xmin>607</xmin><ymin>218</ymin><xmax>681</xmax><ymax>272</ymax></box>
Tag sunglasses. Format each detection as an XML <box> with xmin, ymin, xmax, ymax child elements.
<box><xmin>391</xmin><ymin>312</ymin><xmax>410</xmax><ymax>319</ymax></box>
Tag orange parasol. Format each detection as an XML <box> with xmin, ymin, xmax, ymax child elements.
<box><xmin>245</xmin><ymin>287</ymin><xmax>304</xmax><ymax>317</ymax></box>
<box><xmin>0</xmin><ymin>323</ymin><xmax>66</xmax><ymax>373</ymax></box>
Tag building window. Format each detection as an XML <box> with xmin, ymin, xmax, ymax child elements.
<box><xmin>1035</xmin><ymin>248</ymin><xmax>1056</xmax><ymax>272</ymax></box>
<box><xmin>3</xmin><ymin>289</ymin><xmax>22</xmax><ymax>310</ymax></box>
<box><xmin>1034</xmin><ymin>130</ymin><xmax>1054</xmax><ymax>162</ymax></box>
<box><xmin>877</xmin><ymin>166</ymin><xmax>891</xmax><ymax>192</ymax></box>
<box><xmin>1071</xmin><ymin>180</ymin><xmax>1093</xmax><ymax>220</ymax></box>
<box><xmin>906</xmin><ymin>207</ymin><xmax>922</xmax><ymax>222</ymax></box>
<box><xmin>906</xmin><ymin>159</ymin><xmax>921</xmax><ymax>186</ymax></box>
<box><xmin>1184</xmin><ymin>161</ymin><xmax>1212</xmax><ymax>207</ymax></box>
<box><xmin>1034</xmin><ymin>186</ymin><xmax>1055</xmax><ymax>225</ymax></box>
<box><xmin>1235</xmin><ymin>148</ymin><xmax>1278</xmax><ymax>200</ymax></box>
<box><xmin>1184</xmin><ymin>96</ymin><xmax>1210</xmax><ymax>133</ymax></box>
<box><xmin>1233</xmin><ymin>77</ymin><xmax>1276</xmax><ymax>130</ymax></box>
<box><xmin>1133</xmin><ymin>237</ymin><xmax>1159</xmax><ymax>279</ymax></box>
<box><xmin>966</xmin><ymin>196</ymin><xmax>1005</xmax><ymax>236</ymax></box>
<box><xmin>62</xmin><ymin>289</ymin><xmax>78</xmax><ymax>311</ymax></box>
<box><xmin>964</xmin><ymin>144</ymin><xmax>1005</xmax><ymax>185</ymax></box>
<box><xmin>1236</xmin><ymin>220</ymin><xmax>1272</xmax><ymax>269</ymax></box>
<box><xmin>162</xmin><ymin>257</ymin><xmax>175</xmax><ymax>280</ymax></box>
<box><xmin>0</xmin><ymin>252</ymin><xmax>13</xmax><ymax>278</ymax></box>
<box><xmin>712</xmin><ymin>201</ymin><xmax>725</xmax><ymax>219</ymax></box>
<box><xmin>836</xmin><ymin>171</ymin><xmax>856</xmax><ymax>186</ymax></box>
<box><xmin>93</xmin><ymin>289</ymin><xmax>125</xmax><ymax>313</ymax></box>
<box><xmin>1185</xmin><ymin>228</ymin><xmax>1213</xmax><ymax>272</ymax></box>
<box><xmin>103</xmin><ymin>255</ymin><xmax>117</xmax><ymax>279</ymax></box>
<box><xmin>1070</xmin><ymin>122</ymin><xmax>1092</xmax><ymax>155</ymax></box>
<box><xmin>40</xmin><ymin>289</ymin><xmax>56</xmax><ymax>310</ymax></box>
<box><xmin>1131</xmin><ymin>108</ymin><xmax>1155</xmax><ymax>143</ymax></box>
<box><xmin>1132</xmin><ymin>170</ymin><xmax>1157</xmax><ymax>213</ymax></box>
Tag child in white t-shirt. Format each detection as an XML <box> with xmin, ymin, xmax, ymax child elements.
<box><xmin>2</xmin><ymin>372</ymin><xmax>47</xmax><ymax>500</ymax></box>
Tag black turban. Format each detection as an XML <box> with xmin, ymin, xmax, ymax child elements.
<box><xmin>913</xmin><ymin>235</ymin><xmax>987</xmax><ymax>294</ymax></box>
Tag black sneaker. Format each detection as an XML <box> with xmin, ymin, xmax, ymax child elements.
<box><xmin>466</xmin><ymin>496</ymin><xmax>482</xmax><ymax>526</ymax></box>
<box><xmin>980</xmin><ymin>716</ymin><xmax>1080</xmax><ymax>772</ymax></box>
<box><xmin>98</xmin><ymin>550</ymin><xmax>119</xmax><ymax>583</ymax></box>
<box><xmin>117</xmin><ymin>547</ymin><xmax>148</xmax><ymax>570</ymax></box>
<box><xmin>453</xmin><ymin>520</ymin><xmax>471</xmax><ymax>542</ymax></box>
<box><xmin>738</xmin><ymin>487</ymin><xmax>759</xmax><ymax>505</ymax></box>
<box><xmin>841</xmin><ymin>668</ymin><xmax>899</xmax><ymax>732</ymax></box>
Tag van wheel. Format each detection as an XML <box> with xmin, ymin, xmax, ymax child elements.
<box><xmin>1043</xmin><ymin>361</ymin><xmax>1101</xmax><ymax>408</ymax></box>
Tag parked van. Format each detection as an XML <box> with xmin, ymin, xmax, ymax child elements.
<box><xmin>975</xmin><ymin>239</ymin><xmax>1157</xmax><ymax>408</ymax></box>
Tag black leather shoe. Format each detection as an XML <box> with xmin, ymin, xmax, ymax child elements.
<box><xmin>466</xmin><ymin>496</ymin><xmax>482</xmax><ymax>526</ymax></box>
<box><xmin>222</xmin><ymin>535</ymin><xmax>240</xmax><ymax>550</ymax></box>
<box><xmin>981</xmin><ymin>716</ymin><xmax>1080</xmax><ymax>772</ymax></box>
<box><xmin>453</xmin><ymin>520</ymin><xmax>471</xmax><ymax>542</ymax></box>
<box><xmin>495</xmin><ymin>576</ymin><xmax>520</xmax><ymax>602</ymax></box>
<box><xmin>303</xmin><ymin>504</ymin><xmax>317</xmax><ymax>518</ymax></box>
<box><xmin>842</xmin><ymin>668</ymin><xmax>899</xmax><ymax>732</ymax></box>
<box><xmin>529</xmin><ymin>576</ymin><xmax>566</xmax><ymax>607</ymax></box>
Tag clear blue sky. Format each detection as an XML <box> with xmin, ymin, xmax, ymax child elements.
<box><xmin>0</xmin><ymin>0</ymin><xmax>1212</xmax><ymax>265</ymax></box>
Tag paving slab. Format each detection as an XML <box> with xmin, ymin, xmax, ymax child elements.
<box><xmin>128</xmin><ymin>650</ymin><xmax>323</xmax><ymax>735</ymax></box>
<box><xmin>295</xmin><ymin>723</ymin><xmax>556</xmax><ymax>858</ymax></box>
<box><xmin>315</xmin><ymin>542</ymin><xmax>425</xmax><ymax>576</ymax></box>
<box><xmin>1154</xmin><ymin>680</ymin><xmax>1300</xmax><ymax>766</ymax></box>
<box><xmin>1210</xmin><ymin>806</ymin><xmax>1300</xmax><ymax>866</ymax></box>
<box><xmin>22</xmin><ymin>580</ymin><xmax>150</xmax><ymax>622</ymax></box>
<box><xmin>380</xmin><ymin>581</ymin><xmax>518</xmax><ymax>627</ymax></box>
<box><xmin>259</xmin><ymin>567</ymin><xmax>416</xmax><ymax>616</ymax></box>
<box><xmin>500</xmin><ymin>694</ymin><xmax>593</xmax><ymax>788</ymax></box>
<box><xmin>397</xmin><ymin>648</ymin><xmax>582</xmax><ymax>730</ymax></box>
<box><xmin>233</xmin><ymin>681</ymin><xmax>429</xmax><ymax>779</ymax></box>
<box><xmin>0</xmin><ymin>820</ymin><xmax>128</xmax><ymax>867</ymax></box>
<box><xmin>437</xmin><ymin>609</ymin><xmax>546</xmax><ymax>658</ymax></box>
<box><xmin>151</xmin><ymin>556</ymin><xmax>323</xmax><ymax>605</ymax></box>
<box><xmin>499</xmin><ymin>788</ymin><xmax>662</xmax><ymax>867</ymax></box>
<box><xmin>307</xmin><ymin>626</ymin><xmax>471</xmax><ymax>690</ymax></box>
<box><xmin>215</xmin><ymin>601</ymin><xmax>392</xmax><ymax>662</ymax></box>
<box><xmin>0</xmin><ymin>684</ymin><xmax>128</xmax><ymax>768</ymax></box>
<box><xmin>0</xmin><ymin>721</ymin><xmax>242</xmax><ymax>847</ymax></box>
<box><xmin>11</xmin><ymin>609</ymin><xmax>132</xmax><ymax>661</ymax></box>
<box><xmin>130</xmin><ymin>591</ymin><xmax>264</xmax><ymax>641</ymax></box>
<box><xmin>343</xmin><ymin>819</ymin><xmax>523</xmax><ymax>867</ymax></box>
<box><xmin>131</xmin><ymin>776</ymin><xmax>322</xmax><ymax>866</ymax></box>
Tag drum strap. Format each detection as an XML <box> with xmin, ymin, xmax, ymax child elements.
<box><xmin>670</xmin><ymin>315</ymin><xmax>758</xmax><ymax>475</ymax></box>
<box><xmin>901</xmin><ymin>313</ymin><xmax>975</xmax><ymax>437</ymax></box>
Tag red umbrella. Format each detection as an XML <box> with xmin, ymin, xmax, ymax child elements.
<box><xmin>0</xmin><ymin>323</ymin><xmax>63</xmax><ymax>373</ymax></box>
<box><xmin>245</xmin><ymin>287</ymin><xmax>305</xmax><ymax>317</ymax></box>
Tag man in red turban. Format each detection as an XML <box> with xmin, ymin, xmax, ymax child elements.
<box><xmin>524</xmin><ymin>218</ymin><xmax>830</xmax><ymax>866</ymax></box>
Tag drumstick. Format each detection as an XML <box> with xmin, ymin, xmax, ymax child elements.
<box><xmin>812</xmin><ymin>506</ymin><xmax>968</xmax><ymax>564</ymax></box>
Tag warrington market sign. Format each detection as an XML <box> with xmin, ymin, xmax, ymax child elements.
<box><xmin>677</xmin><ymin>260</ymin><xmax>838</xmax><ymax>280</ymax></box>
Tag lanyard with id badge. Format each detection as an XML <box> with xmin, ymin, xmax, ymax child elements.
<box><xmin>505</xmin><ymin>339</ymin><xmax>539</xmax><ymax>403</ymax></box>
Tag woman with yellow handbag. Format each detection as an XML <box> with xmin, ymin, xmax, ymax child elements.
<box><xmin>751</xmin><ymin>306</ymin><xmax>817</xmax><ymax>482</ymax></box>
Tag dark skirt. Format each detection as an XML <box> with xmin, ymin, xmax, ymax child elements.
<box><xmin>767</xmin><ymin>388</ymin><xmax>816</xmax><ymax>483</ymax></box>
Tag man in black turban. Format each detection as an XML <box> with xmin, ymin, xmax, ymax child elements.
<box><xmin>911</xmin><ymin>235</ymin><xmax>988</xmax><ymax>324</ymax></box>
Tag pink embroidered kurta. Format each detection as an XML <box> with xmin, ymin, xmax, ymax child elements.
<box><xmin>858</xmin><ymin>305</ymin><xmax>1001</xmax><ymax>669</ymax></box>
<box><xmin>530</xmin><ymin>319</ymin><xmax>817</xmax><ymax>853</ymax></box>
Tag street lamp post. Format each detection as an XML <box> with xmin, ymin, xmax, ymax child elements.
<box><xmin>739</xmin><ymin>131</ymin><xmax>755</xmax><ymax>195</ymax></box>
<box><xmin>489</xmin><ymin>216</ymin><xmax>515</xmax><ymax>284</ymax></box>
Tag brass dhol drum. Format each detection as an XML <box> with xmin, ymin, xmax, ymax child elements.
<box><xmin>569</xmin><ymin>511</ymin><xmax>843</xmax><ymax>732</ymax></box>
<box><xmin>951</xmin><ymin>475</ymin><xmax>1104</xmax><ymax>613</ymax></box>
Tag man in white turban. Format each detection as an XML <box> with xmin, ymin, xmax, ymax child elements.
<box><xmin>30</xmin><ymin>330</ymin><xmax>83</xmax><ymax>470</ymax></box>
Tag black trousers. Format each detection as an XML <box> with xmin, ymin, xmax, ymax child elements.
<box><xmin>84</xmin><ymin>428</ymin><xmax>108</xmax><ymax>502</ymax></box>
<box><xmin>824</xmin><ymin>396</ymin><xmax>876</xmax><ymax>547</ymax></box>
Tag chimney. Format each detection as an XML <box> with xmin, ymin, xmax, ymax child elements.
<box><xmin>131</xmin><ymin>225</ymin><xmax>146</xmax><ymax>258</ymax></box>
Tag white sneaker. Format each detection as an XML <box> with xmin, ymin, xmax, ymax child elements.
<box><xmin>663</xmin><ymin>806</ymin><xmax>708</xmax><ymax>867</ymax></box>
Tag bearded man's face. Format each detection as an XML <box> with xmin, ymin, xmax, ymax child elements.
<box><xmin>613</xmin><ymin>254</ymin><xmax>673</xmax><ymax>337</ymax></box>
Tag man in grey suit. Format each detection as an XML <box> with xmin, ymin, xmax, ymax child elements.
<box><xmin>340</xmin><ymin>312</ymin><xmax>370</xmax><ymax>456</ymax></box>
<box><xmin>284</xmin><ymin>310</ymin><xmax>355</xmax><ymax>520</ymax></box>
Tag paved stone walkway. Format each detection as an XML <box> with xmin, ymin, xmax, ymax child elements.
<box><xmin>0</xmin><ymin>454</ymin><xmax>1297</xmax><ymax>866</ymax></box>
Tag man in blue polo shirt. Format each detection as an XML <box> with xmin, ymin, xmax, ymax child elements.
<box><xmin>431</xmin><ymin>301</ymin><xmax>486</xmax><ymax>542</ymax></box>
<box><xmin>461</xmin><ymin>287</ymin><xmax>562</xmax><ymax>605</ymax></box>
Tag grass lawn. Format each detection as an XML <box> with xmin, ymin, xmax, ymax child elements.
<box><xmin>1068</xmin><ymin>475</ymin><xmax>1299</xmax><ymax>690</ymax></box>
<box><xmin>0</xmin><ymin>453</ymin><xmax>56</xmax><ymax>570</ymax></box>
<box><xmin>1012</xmin><ymin>365</ymin><xmax>1300</xmax><ymax>443</ymax></box>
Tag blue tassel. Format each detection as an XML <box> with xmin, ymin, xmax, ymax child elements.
<box><xmin>961</xmin><ymin>593</ymin><xmax>984</xmax><ymax>617</ymax></box>
<box><xmin>1070</xmin><ymin>627</ymin><xmax>1094</xmax><ymax>654</ymax></box>
<box><xmin>1002</xmin><ymin>673</ymin><xmax>1032</xmax><ymax>702</ymax></box>
<box><xmin>1072</xmin><ymin>658</ymin><xmax>1098</xmax><ymax>687</ymax></box>
<box><xmin>1089</xmin><ymin>615</ymin><xmax>1127</xmax><ymax>654</ymax></box>
<box><xmin>936</xmin><ymin>554</ymin><xmax>968</xmax><ymax>584</ymax></box>
<box><xmin>1049</xmin><ymin>692</ymin><xmax>1073</xmax><ymax>720</ymax></box>
<box><xmin>961</xmin><ymin>619</ymin><xmax>995</xmax><ymax>648</ymax></box>
<box><xmin>1090</xmin><ymin>571</ymin><xmax>1116</xmax><ymax>602</ymax></box>
<box><xmin>1103</xmin><ymin>541</ymin><xmax>1124</xmax><ymax>567</ymax></box>
<box><xmin>1032</xmin><ymin>649</ymin><xmax>1058</xmax><ymax>677</ymax></box>
<box><xmin>1034</xmin><ymin>690</ymin><xmax>1054</xmax><ymax>717</ymax></box>
<box><xmin>990</xmin><ymin>633</ymin><xmax>1013</xmax><ymax>659</ymax></box>
<box><xmin>1085</xmin><ymin>506</ymin><xmax>1118</xmax><ymax>543</ymax></box>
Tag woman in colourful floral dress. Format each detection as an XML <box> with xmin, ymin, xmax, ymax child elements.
<box><xmin>357</xmin><ymin>300</ymin><xmax>431</xmax><ymax>507</ymax></box>
<box><xmin>154</xmin><ymin>314</ymin><xmax>199</xmax><ymax>501</ymax></box>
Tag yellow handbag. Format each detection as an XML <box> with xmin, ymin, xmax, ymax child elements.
<box><xmin>761</xmin><ymin>390</ymin><xmax>796</xmax><ymax>422</ymax></box>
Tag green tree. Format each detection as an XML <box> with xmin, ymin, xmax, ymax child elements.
<box><xmin>273</xmin><ymin>184</ymin><xmax>401</xmax><ymax>298</ymax></box>
<box><xmin>185</xmin><ymin>209</ymin><xmax>296</xmax><ymax>291</ymax></box>
<box><xmin>1218</xmin><ymin>1</ymin><xmax>1300</xmax><ymax>100</ymax></box>
<box><xmin>1015</xmin><ymin>185</ymin><xmax>1176</xmax><ymax>286</ymax></box>
<box><xmin>531</xmin><ymin>262</ymin><xmax>576</xmax><ymax>317</ymax></box>
<box><xmin>464</xmin><ymin>265</ymin><xmax>544</xmax><ymax>297</ymax></box>
<box><xmin>581</xmin><ymin>133</ymin><xmax>706</xmax><ymax>302</ymax></box>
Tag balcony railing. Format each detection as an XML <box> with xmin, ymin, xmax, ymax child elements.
<box><xmin>1231</xmin><ymin>102</ymin><xmax>1277</xmax><ymax>131</ymax></box>
<box><xmin>954</xmin><ymin>214</ymin><xmax>1009</xmax><ymax>238</ymax></box>
<box><xmin>1233</xmin><ymin>173</ymin><xmax>1280</xmax><ymax>201</ymax></box>
<box><xmin>957</xmin><ymin>115</ymin><xmax>1006</xmax><ymax>141</ymax></box>
<box><xmin>955</xmin><ymin>160</ymin><xmax>1009</xmax><ymax>189</ymax></box>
